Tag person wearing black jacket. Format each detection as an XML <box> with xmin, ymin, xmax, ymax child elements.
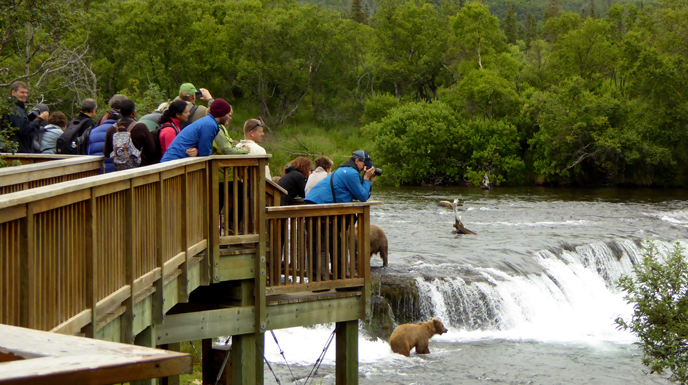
<box><xmin>3</xmin><ymin>81</ymin><xmax>49</xmax><ymax>153</ymax></box>
<box><xmin>277</xmin><ymin>157</ymin><xmax>312</xmax><ymax>206</ymax></box>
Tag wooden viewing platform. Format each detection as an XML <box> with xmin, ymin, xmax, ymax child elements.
<box><xmin>0</xmin><ymin>154</ymin><xmax>378</xmax><ymax>384</ymax></box>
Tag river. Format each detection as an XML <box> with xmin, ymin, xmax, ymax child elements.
<box><xmin>260</xmin><ymin>187</ymin><xmax>687</xmax><ymax>384</ymax></box>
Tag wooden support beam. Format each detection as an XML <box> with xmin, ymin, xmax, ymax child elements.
<box><xmin>231</xmin><ymin>333</ymin><xmax>264</xmax><ymax>385</ymax></box>
<box><xmin>132</xmin><ymin>325</ymin><xmax>157</xmax><ymax>385</ymax></box>
<box><xmin>336</xmin><ymin>320</ymin><xmax>358</xmax><ymax>385</ymax></box>
<box><xmin>210</xmin><ymin>159</ymin><xmax>220</xmax><ymax>284</ymax></box>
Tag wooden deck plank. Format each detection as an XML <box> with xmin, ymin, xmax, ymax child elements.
<box><xmin>0</xmin><ymin>324</ymin><xmax>191</xmax><ymax>385</ymax></box>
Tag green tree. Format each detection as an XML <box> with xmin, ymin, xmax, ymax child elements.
<box><xmin>452</xmin><ymin>1</ymin><xmax>505</xmax><ymax>71</ymax></box>
<box><xmin>525</xmin><ymin>12</ymin><xmax>538</xmax><ymax>48</ymax></box>
<box><xmin>504</xmin><ymin>5</ymin><xmax>519</xmax><ymax>45</ymax></box>
<box><xmin>351</xmin><ymin>0</ymin><xmax>367</xmax><ymax>23</ymax></box>
<box><xmin>617</xmin><ymin>243</ymin><xmax>688</xmax><ymax>384</ymax></box>
<box><xmin>371</xmin><ymin>0</ymin><xmax>448</xmax><ymax>100</ymax></box>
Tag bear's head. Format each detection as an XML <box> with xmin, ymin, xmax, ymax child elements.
<box><xmin>431</xmin><ymin>318</ymin><xmax>448</xmax><ymax>335</ymax></box>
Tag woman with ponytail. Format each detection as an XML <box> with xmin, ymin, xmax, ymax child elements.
<box><xmin>158</xmin><ymin>100</ymin><xmax>190</xmax><ymax>155</ymax></box>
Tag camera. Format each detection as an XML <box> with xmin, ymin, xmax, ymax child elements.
<box><xmin>195</xmin><ymin>89</ymin><xmax>203</xmax><ymax>98</ymax></box>
<box><xmin>374</xmin><ymin>168</ymin><xmax>383</xmax><ymax>176</ymax></box>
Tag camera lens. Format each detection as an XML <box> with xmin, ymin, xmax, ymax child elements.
<box><xmin>374</xmin><ymin>168</ymin><xmax>383</xmax><ymax>176</ymax></box>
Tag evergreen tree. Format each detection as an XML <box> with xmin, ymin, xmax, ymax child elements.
<box><xmin>589</xmin><ymin>0</ymin><xmax>597</xmax><ymax>18</ymax></box>
<box><xmin>525</xmin><ymin>12</ymin><xmax>537</xmax><ymax>48</ymax></box>
<box><xmin>504</xmin><ymin>5</ymin><xmax>519</xmax><ymax>44</ymax></box>
<box><xmin>351</xmin><ymin>0</ymin><xmax>367</xmax><ymax>24</ymax></box>
<box><xmin>543</xmin><ymin>0</ymin><xmax>561</xmax><ymax>21</ymax></box>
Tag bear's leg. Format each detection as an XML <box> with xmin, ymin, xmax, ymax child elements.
<box><xmin>415</xmin><ymin>340</ymin><xmax>430</xmax><ymax>354</ymax></box>
<box><xmin>381</xmin><ymin>245</ymin><xmax>388</xmax><ymax>267</ymax></box>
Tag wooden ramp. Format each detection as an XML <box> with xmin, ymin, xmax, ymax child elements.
<box><xmin>0</xmin><ymin>324</ymin><xmax>191</xmax><ymax>384</ymax></box>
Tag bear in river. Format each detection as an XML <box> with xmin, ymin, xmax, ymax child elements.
<box><xmin>388</xmin><ymin>318</ymin><xmax>448</xmax><ymax>357</ymax></box>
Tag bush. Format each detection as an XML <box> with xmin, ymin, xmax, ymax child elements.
<box><xmin>361</xmin><ymin>93</ymin><xmax>399</xmax><ymax>125</ymax></box>
<box><xmin>363</xmin><ymin>101</ymin><xmax>524</xmax><ymax>186</ymax></box>
<box><xmin>616</xmin><ymin>242</ymin><xmax>688</xmax><ymax>384</ymax></box>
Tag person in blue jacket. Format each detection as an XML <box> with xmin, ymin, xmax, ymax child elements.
<box><xmin>160</xmin><ymin>99</ymin><xmax>232</xmax><ymax>162</ymax></box>
<box><xmin>304</xmin><ymin>150</ymin><xmax>377</xmax><ymax>204</ymax></box>
<box><xmin>87</xmin><ymin>94</ymin><xmax>128</xmax><ymax>173</ymax></box>
<box><xmin>305</xmin><ymin>150</ymin><xmax>377</xmax><ymax>282</ymax></box>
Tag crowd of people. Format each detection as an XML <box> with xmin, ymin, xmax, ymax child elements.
<box><xmin>2</xmin><ymin>80</ymin><xmax>378</xmax><ymax>207</ymax></box>
<box><xmin>3</xmin><ymin>80</ymin><xmax>380</xmax><ymax>284</ymax></box>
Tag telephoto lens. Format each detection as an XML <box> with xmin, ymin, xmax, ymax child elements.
<box><xmin>374</xmin><ymin>168</ymin><xmax>383</xmax><ymax>176</ymax></box>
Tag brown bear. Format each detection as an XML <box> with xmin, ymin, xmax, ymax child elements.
<box><xmin>388</xmin><ymin>318</ymin><xmax>448</xmax><ymax>357</ymax></box>
<box><xmin>355</xmin><ymin>224</ymin><xmax>388</xmax><ymax>267</ymax></box>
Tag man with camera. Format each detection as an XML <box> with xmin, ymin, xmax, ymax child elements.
<box><xmin>176</xmin><ymin>83</ymin><xmax>213</xmax><ymax>127</ymax></box>
<box><xmin>3</xmin><ymin>81</ymin><xmax>49</xmax><ymax>153</ymax></box>
<box><xmin>305</xmin><ymin>150</ymin><xmax>379</xmax><ymax>282</ymax></box>
<box><xmin>304</xmin><ymin>150</ymin><xmax>378</xmax><ymax>205</ymax></box>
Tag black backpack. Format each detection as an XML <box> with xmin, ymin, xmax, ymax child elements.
<box><xmin>55</xmin><ymin>118</ymin><xmax>93</xmax><ymax>155</ymax></box>
<box><xmin>152</xmin><ymin>122</ymin><xmax>180</xmax><ymax>162</ymax></box>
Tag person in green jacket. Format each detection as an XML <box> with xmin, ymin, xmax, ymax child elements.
<box><xmin>213</xmin><ymin>124</ymin><xmax>249</xmax><ymax>230</ymax></box>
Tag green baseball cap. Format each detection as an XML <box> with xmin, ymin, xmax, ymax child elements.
<box><xmin>179</xmin><ymin>83</ymin><xmax>197</xmax><ymax>97</ymax></box>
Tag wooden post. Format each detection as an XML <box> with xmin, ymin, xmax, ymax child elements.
<box><xmin>360</xmin><ymin>206</ymin><xmax>371</xmax><ymax>320</ymax></box>
<box><xmin>336</xmin><ymin>320</ymin><xmax>358</xmax><ymax>385</ymax></box>
<box><xmin>161</xmin><ymin>342</ymin><xmax>182</xmax><ymax>385</ymax></box>
<box><xmin>132</xmin><ymin>325</ymin><xmax>157</xmax><ymax>385</ymax></box>
<box><xmin>231</xmin><ymin>280</ymin><xmax>264</xmax><ymax>385</ymax></box>
<box><xmin>122</xmin><ymin>184</ymin><xmax>135</xmax><ymax>344</ymax></box>
<box><xmin>153</xmin><ymin>178</ymin><xmax>165</xmax><ymax>324</ymax></box>
<box><xmin>179</xmin><ymin>168</ymin><xmax>189</xmax><ymax>302</ymax></box>
<box><xmin>19</xmin><ymin>203</ymin><xmax>35</xmax><ymax>329</ymax></box>
<box><xmin>209</xmin><ymin>159</ymin><xmax>220</xmax><ymax>284</ymax></box>
<box><xmin>84</xmin><ymin>192</ymin><xmax>97</xmax><ymax>337</ymax></box>
<box><xmin>256</xmin><ymin>159</ymin><xmax>267</xmax><ymax>333</ymax></box>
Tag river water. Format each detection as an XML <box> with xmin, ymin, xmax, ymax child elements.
<box><xmin>261</xmin><ymin>187</ymin><xmax>687</xmax><ymax>384</ymax></box>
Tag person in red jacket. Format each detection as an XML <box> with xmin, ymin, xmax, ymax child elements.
<box><xmin>158</xmin><ymin>100</ymin><xmax>191</xmax><ymax>156</ymax></box>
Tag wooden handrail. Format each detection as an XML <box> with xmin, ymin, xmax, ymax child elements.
<box><xmin>0</xmin><ymin>156</ymin><xmax>105</xmax><ymax>195</ymax></box>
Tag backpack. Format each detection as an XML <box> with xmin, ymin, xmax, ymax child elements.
<box><xmin>55</xmin><ymin>118</ymin><xmax>93</xmax><ymax>155</ymax></box>
<box><xmin>111</xmin><ymin>122</ymin><xmax>141</xmax><ymax>171</ymax></box>
<box><xmin>152</xmin><ymin>122</ymin><xmax>180</xmax><ymax>163</ymax></box>
<box><xmin>178</xmin><ymin>105</ymin><xmax>199</xmax><ymax>129</ymax></box>
<box><xmin>32</xmin><ymin>126</ymin><xmax>48</xmax><ymax>153</ymax></box>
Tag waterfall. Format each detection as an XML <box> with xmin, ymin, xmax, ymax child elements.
<box><xmin>412</xmin><ymin>238</ymin><xmax>685</xmax><ymax>342</ymax></box>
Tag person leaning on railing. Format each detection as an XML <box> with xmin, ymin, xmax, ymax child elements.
<box><xmin>212</xmin><ymin>121</ymin><xmax>248</xmax><ymax>225</ymax></box>
<box><xmin>159</xmin><ymin>99</ymin><xmax>233</xmax><ymax>162</ymax></box>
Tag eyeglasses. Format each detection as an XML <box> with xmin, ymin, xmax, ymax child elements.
<box><xmin>249</xmin><ymin>120</ymin><xmax>262</xmax><ymax>132</ymax></box>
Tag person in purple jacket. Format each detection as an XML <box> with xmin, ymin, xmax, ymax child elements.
<box><xmin>160</xmin><ymin>99</ymin><xmax>232</xmax><ymax>162</ymax></box>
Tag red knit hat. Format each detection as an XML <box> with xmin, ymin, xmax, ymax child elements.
<box><xmin>209</xmin><ymin>99</ymin><xmax>232</xmax><ymax>118</ymax></box>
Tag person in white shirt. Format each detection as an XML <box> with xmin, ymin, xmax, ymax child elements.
<box><xmin>237</xmin><ymin>118</ymin><xmax>271</xmax><ymax>179</ymax></box>
<box><xmin>304</xmin><ymin>156</ymin><xmax>333</xmax><ymax>196</ymax></box>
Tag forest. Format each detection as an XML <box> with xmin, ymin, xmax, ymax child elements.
<box><xmin>1</xmin><ymin>0</ymin><xmax>687</xmax><ymax>186</ymax></box>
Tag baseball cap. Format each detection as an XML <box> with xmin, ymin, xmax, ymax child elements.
<box><xmin>179</xmin><ymin>83</ymin><xmax>197</xmax><ymax>97</ymax></box>
<box><xmin>352</xmin><ymin>150</ymin><xmax>374</xmax><ymax>168</ymax></box>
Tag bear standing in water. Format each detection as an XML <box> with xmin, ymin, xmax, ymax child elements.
<box><xmin>389</xmin><ymin>318</ymin><xmax>448</xmax><ymax>357</ymax></box>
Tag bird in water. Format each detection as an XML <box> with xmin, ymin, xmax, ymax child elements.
<box><xmin>437</xmin><ymin>198</ymin><xmax>476</xmax><ymax>235</ymax></box>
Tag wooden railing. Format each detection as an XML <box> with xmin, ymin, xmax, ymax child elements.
<box><xmin>0</xmin><ymin>157</ymin><xmax>213</xmax><ymax>334</ymax></box>
<box><xmin>0</xmin><ymin>153</ymin><xmax>83</xmax><ymax>165</ymax></box>
<box><xmin>265</xmin><ymin>202</ymin><xmax>379</xmax><ymax>295</ymax></box>
<box><xmin>0</xmin><ymin>155</ymin><xmax>104</xmax><ymax>195</ymax></box>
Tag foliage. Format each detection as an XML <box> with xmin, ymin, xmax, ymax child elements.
<box><xmin>363</xmin><ymin>101</ymin><xmax>523</xmax><ymax>186</ymax></box>
<box><xmin>361</xmin><ymin>93</ymin><xmax>399</xmax><ymax>124</ymax></box>
<box><xmin>616</xmin><ymin>243</ymin><xmax>688</xmax><ymax>384</ymax></box>
<box><xmin>2</xmin><ymin>0</ymin><xmax>688</xmax><ymax>186</ymax></box>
